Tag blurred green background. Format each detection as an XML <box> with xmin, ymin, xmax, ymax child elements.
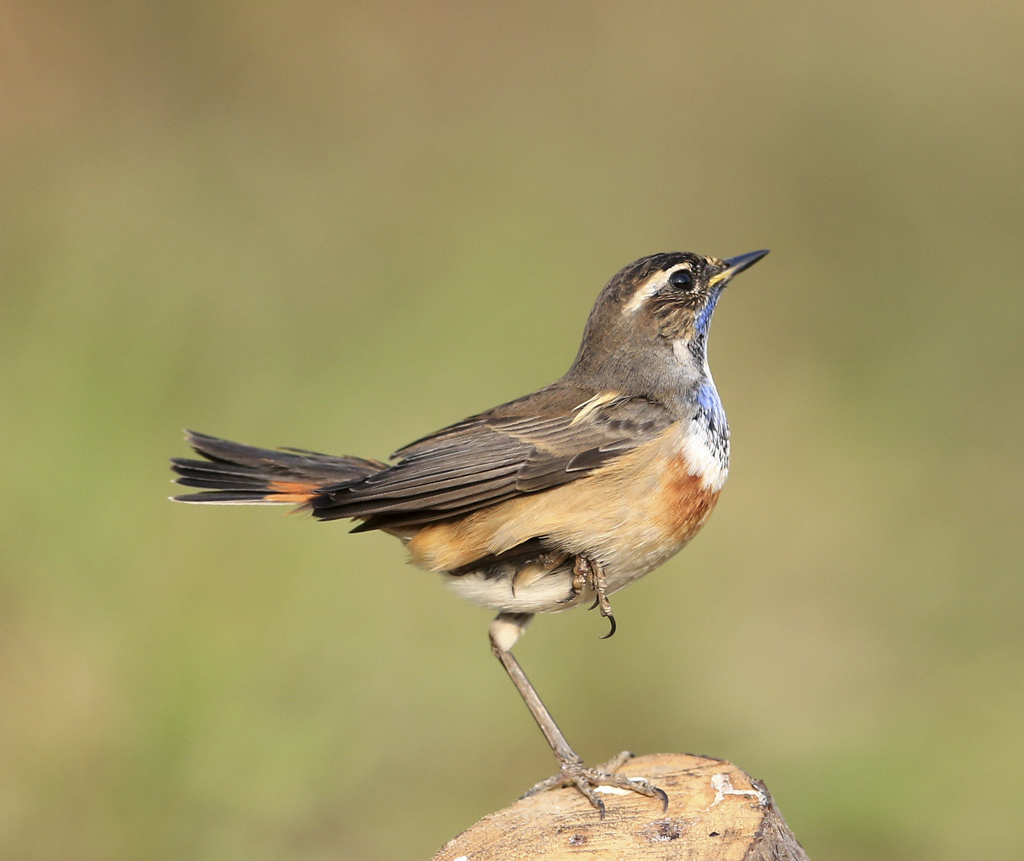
<box><xmin>2</xmin><ymin>2</ymin><xmax>1022</xmax><ymax>859</ymax></box>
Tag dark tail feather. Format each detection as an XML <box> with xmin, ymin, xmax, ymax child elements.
<box><xmin>171</xmin><ymin>430</ymin><xmax>386</xmax><ymax>506</ymax></box>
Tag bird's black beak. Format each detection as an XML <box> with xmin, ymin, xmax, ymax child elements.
<box><xmin>709</xmin><ymin>249</ymin><xmax>769</xmax><ymax>287</ymax></box>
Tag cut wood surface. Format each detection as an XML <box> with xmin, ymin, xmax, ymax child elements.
<box><xmin>432</xmin><ymin>753</ymin><xmax>809</xmax><ymax>860</ymax></box>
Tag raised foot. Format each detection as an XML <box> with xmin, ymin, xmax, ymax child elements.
<box><xmin>560</xmin><ymin>555</ymin><xmax>617</xmax><ymax>639</ymax></box>
<box><xmin>523</xmin><ymin>751</ymin><xmax>669</xmax><ymax>819</ymax></box>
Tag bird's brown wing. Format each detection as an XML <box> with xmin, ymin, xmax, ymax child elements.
<box><xmin>311</xmin><ymin>384</ymin><xmax>675</xmax><ymax>530</ymax></box>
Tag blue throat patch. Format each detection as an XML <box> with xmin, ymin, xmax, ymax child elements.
<box><xmin>694</xmin><ymin>379</ymin><xmax>730</xmax><ymax>465</ymax></box>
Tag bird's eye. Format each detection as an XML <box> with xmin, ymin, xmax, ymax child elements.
<box><xmin>668</xmin><ymin>269</ymin><xmax>695</xmax><ymax>291</ymax></box>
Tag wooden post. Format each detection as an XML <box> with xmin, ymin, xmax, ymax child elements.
<box><xmin>432</xmin><ymin>753</ymin><xmax>809</xmax><ymax>860</ymax></box>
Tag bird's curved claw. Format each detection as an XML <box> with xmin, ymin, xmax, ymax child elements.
<box><xmin>599</xmin><ymin>613</ymin><xmax>617</xmax><ymax>639</ymax></box>
<box><xmin>652</xmin><ymin>785</ymin><xmax>669</xmax><ymax>812</ymax></box>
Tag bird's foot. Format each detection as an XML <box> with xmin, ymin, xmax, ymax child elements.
<box><xmin>565</xmin><ymin>555</ymin><xmax>616</xmax><ymax>638</ymax></box>
<box><xmin>523</xmin><ymin>751</ymin><xmax>668</xmax><ymax>819</ymax></box>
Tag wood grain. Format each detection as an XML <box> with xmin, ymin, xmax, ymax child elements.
<box><xmin>432</xmin><ymin>753</ymin><xmax>809</xmax><ymax>860</ymax></box>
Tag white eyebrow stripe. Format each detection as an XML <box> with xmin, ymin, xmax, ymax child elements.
<box><xmin>622</xmin><ymin>273</ymin><xmax>662</xmax><ymax>315</ymax></box>
<box><xmin>621</xmin><ymin>264</ymin><xmax>691</xmax><ymax>315</ymax></box>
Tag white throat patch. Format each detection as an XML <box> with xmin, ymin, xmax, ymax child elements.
<box><xmin>681</xmin><ymin>416</ymin><xmax>729</xmax><ymax>492</ymax></box>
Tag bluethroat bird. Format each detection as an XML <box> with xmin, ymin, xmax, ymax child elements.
<box><xmin>171</xmin><ymin>249</ymin><xmax>768</xmax><ymax>816</ymax></box>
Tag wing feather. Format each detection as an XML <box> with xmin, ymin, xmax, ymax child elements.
<box><xmin>311</xmin><ymin>385</ymin><xmax>674</xmax><ymax>527</ymax></box>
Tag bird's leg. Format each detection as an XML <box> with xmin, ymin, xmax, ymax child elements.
<box><xmin>489</xmin><ymin>612</ymin><xmax>668</xmax><ymax>818</ymax></box>
<box><xmin>574</xmin><ymin>555</ymin><xmax>616</xmax><ymax>638</ymax></box>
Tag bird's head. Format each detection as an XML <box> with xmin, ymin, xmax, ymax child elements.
<box><xmin>567</xmin><ymin>250</ymin><xmax>768</xmax><ymax>401</ymax></box>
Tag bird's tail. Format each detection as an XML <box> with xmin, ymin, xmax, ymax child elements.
<box><xmin>170</xmin><ymin>431</ymin><xmax>386</xmax><ymax>507</ymax></box>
